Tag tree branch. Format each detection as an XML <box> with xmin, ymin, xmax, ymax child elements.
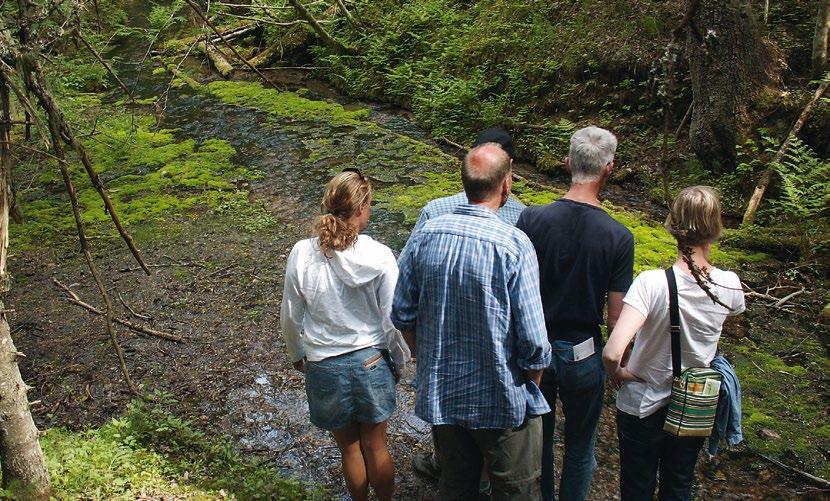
<box><xmin>287</xmin><ymin>0</ymin><xmax>357</xmax><ymax>54</ymax></box>
<box><xmin>53</xmin><ymin>279</ymin><xmax>185</xmax><ymax>343</ymax></box>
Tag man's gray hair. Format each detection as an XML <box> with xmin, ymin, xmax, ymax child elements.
<box><xmin>568</xmin><ymin>126</ymin><xmax>617</xmax><ymax>183</ymax></box>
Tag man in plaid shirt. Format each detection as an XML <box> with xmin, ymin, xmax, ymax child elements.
<box><xmin>392</xmin><ymin>143</ymin><xmax>551</xmax><ymax>500</ymax></box>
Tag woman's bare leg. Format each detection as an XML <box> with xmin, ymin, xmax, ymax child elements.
<box><xmin>332</xmin><ymin>422</ymin><xmax>369</xmax><ymax>501</ymax></box>
<box><xmin>359</xmin><ymin>421</ymin><xmax>395</xmax><ymax>501</ymax></box>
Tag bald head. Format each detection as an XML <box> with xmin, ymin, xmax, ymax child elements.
<box><xmin>462</xmin><ymin>143</ymin><xmax>511</xmax><ymax>203</ymax></box>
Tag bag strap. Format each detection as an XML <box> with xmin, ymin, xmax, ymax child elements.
<box><xmin>666</xmin><ymin>267</ymin><xmax>682</xmax><ymax>378</ymax></box>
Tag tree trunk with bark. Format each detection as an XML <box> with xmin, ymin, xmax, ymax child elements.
<box><xmin>686</xmin><ymin>0</ymin><xmax>770</xmax><ymax>171</ymax></box>
<box><xmin>0</xmin><ymin>78</ymin><xmax>51</xmax><ymax>501</ymax></box>
<box><xmin>813</xmin><ymin>0</ymin><xmax>830</xmax><ymax>78</ymax></box>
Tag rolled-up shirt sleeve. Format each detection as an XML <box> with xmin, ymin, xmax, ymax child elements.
<box><xmin>280</xmin><ymin>243</ymin><xmax>305</xmax><ymax>363</ymax></box>
<box><xmin>391</xmin><ymin>237</ymin><xmax>420</xmax><ymax>332</ymax></box>
<box><xmin>510</xmin><ymin>242</ymin><xmax>551</xmax><ymax>370</ymax></box>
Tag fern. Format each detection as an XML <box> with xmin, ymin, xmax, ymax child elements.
<box><xmin>770</xmin><ymin>137</ymin><xmax>830</xmax><ymax>220</ymax></box>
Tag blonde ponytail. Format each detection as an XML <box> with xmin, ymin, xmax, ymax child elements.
<box><xmin>313</xmin><ymin>171</ymin><xmax>371</xmax><ymax>257</ymax></box>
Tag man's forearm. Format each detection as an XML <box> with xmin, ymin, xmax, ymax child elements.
<box><xmin>402</xmin><ymin>329</ymin><xmax>416</xmax><ymax>355</ymax></box>
<box><xmin>526</xmin><ymin>368</ymin><xmax>543</xmax><ymax>386</ymax></box>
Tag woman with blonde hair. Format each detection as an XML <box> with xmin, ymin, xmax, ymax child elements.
<box><xmin>602</xmin><ymin>186</ymin><xmax>745</xmax><ymax>500</ymax></box>
<box><xmin>281</xmin><ymin>168</ymin><xmax>406</xmax><ymax>501</ymax></box>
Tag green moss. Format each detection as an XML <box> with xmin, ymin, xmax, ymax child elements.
<box><xmin>723</xmin><ymin>338</ymin><xmax>830</xmax><ymax>477</ymax></box>
<box><xmin>205</xmin><ymin>80</ymin><xmax>370</xmax><ymax>125</ymax></box>
<box><xmin>11</xmin><ymin>111</ymin><xmax>258</xmax><ymax>247</ymax></box>
<box><xmin>376</xmin><ymin>169</ymin><xmax>764</xmax><ymax>271</ymax></box>
<box><xmin>374</xmin><ymin>170</ymin><xmax>460</xmax><ymax>224</ymax></box>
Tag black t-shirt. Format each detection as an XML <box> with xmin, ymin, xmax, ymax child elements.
<box><xmin>516</xmin><ymin>198</ymin><xmax>634</xmax><ymax>344</ymax></box>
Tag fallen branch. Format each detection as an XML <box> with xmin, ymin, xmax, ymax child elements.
<box><xmin>117</xmin><ymin>292</ymin><xmax>151</xmax><ymax>321</ymax></box>
<box><xmin>755</xmin><ymin>451</ymin><xmax>830</xmax><ymax>489</ymax></box>
<box><xmin>184</xmin><ymin>0</ymin><xmax>283</xmax><ymax>91</ymax></box>
<box><xmin>742</xmin><ymin>78</ymin><xmax>830</xmax><ymax>226</ymax></box>
<box><xmin>286</xmin><ymin>0</ymin><xmax>357</xmax><ymax>54</ymax></box>
<box><xmin>53</xmin><ymin>278</ymin><xmax>184</xmax><ymax>343</ymax></box>
<box><xmin>773</xmin><ymin>288</ymin><xmax>806</xmax><ymax>308</ymax></box>
<box><xmin>744</xmin><ymin>285</ymin><xmax>806</xmax><ymax>309</ymax></box>
<box><xmin>198</xmin><ymin>39</ymin><xmax>234</xmax><ymax>76</ymax></box>
<box><xmin>207</xmin><ymin>23</ymin><xmax>260</xmax><ymax>45</ymax></box>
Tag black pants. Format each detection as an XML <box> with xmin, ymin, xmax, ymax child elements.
<box><xmin>616</xmin><ymin>407</ymin><xmax>705</xmax><ymax>501</ymax></box>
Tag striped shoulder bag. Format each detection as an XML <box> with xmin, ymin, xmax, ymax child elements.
<box><xmin>663</xmin><ymin>267</ymin><xmax>722</xmax><ymax>437</ymax></box>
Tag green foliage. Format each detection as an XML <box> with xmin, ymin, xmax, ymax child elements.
<box><xmin>770</xmin><ymin>137</ymin><xmax>830</xmax><ymax>221</ymax></box>
<box><xmin>721</xmin><ymin>334</ymin><xmax>830</xmax><ymax>478</ymax></box>
<box><xmin>215</xmin><ymin>195</ymin><xmax>280</xmax><ymax>233</ymax></box>
<box><xmin>148</xmin><ymin>0</ymin><xmax>187</xmax><ymax>37</ymax></box>
<box><xmin>375</xmin><ymin>171</ymin><xmax>763</xmax><ymax>271</ymax></box>
<box><xmin>314</xmin><ymin>0</ymin><xmax>679</xmax><ymax>156</ymax></box>
<box><xmin>40</xmin><ymin>392</ymin><xmax>328</xmax><ymax>499</ymax></box>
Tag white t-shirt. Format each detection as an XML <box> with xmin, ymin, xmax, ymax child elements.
<box><xmin>616</xmin><ymin>265</ymin><xmax>745</xmax><ymax>418</ymax></box>
<box><xmin>280</xmin><ymin>235</ymin><xmax>400</xmax><ymax>362</ymax></box>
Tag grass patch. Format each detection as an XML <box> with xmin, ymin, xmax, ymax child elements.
<box><xmin>39</xmin><ymin>392</ymin><xmax>328</xmax><ymax>500</ymax></box>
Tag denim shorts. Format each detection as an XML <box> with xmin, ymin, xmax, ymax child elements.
<box><xmin>304</xmin><ymin>347</ymin><xmax>396</xmax><ymax>431</ymax></box>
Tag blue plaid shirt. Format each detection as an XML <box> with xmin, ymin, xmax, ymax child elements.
<box><xmin>392</xmin><ymin>204</ymin><xmax>551</xmax><ymax>429</ymax></box>
<box><xmin>413</xmin><ymin>192</ymin><xmax>525</xmax><ymax>233</ymax></box>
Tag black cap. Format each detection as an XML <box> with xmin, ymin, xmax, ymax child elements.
<box><xmin>473</xmin><ymin>127</ymin><xmax>515</xmax><ymax>160</ymax></box>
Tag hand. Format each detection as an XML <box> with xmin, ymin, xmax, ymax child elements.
<box><xmin>292</xmin><ymin>359</ymin><xmax>305</xmax><ymax>373</ymax></box>
<box><xmin>610</xmin><ymin>366</ymin><xmax>643</xmax><ymax>390</ymax></box>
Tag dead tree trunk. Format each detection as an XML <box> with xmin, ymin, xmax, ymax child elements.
<box><xmin>742</xmin><ymin>79</ymin><xmax>830</xmax><ymax>225</ymax></box>
<box><xmin>813</xmin><ymin>0</ymin><xmax>830</xmax><ymax>78</ymax></box>
<box><xmin>0</xmin><ymin>75</ymin><xmax>51</xmax><ymax>501</ymax></box>
<box><xmin>198</xmin><ymin>40</ymin><xmax>234</xmax><ymax>76</ymax></box>
<box><xmin>686</xmin><ymin>0</ymin><xmax>770</xmax><ymax>171</ymax></box>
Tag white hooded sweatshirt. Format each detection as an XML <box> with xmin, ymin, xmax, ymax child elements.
<box><xmin>280</xmin><ymin>234</ymin><xmax>408</xmax><ymax>365</ymax></box>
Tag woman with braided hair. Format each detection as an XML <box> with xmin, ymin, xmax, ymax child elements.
<box><xmin>602</xmin><ymin>186</ymin><xmax>745</xmax><ymax>500</ymax></box>
<box><xmin>281</xmin><ymin>169</ymin><xmax>405</xmax><ymax>501</ymax></box>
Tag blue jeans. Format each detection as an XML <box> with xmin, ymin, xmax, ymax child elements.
<box><xmin>304</xmin><ymin>347</ymin><xmax>396</xmax><ymax>431</ymax></box>
<box><xmin>616</xmin><ymin>406</ymin><xmax>705</xmax><ymax>501</ymax></box>
<box><xmin>540</xmin><ymin>340</ymin><xmax>605</xmax><ymax>501</ymax></box>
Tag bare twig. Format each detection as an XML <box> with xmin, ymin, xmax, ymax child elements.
<box><xmin>674</xmin><ymin>102</ymin><xmax>693</xmax><ymax>138</ymax></box>
<box><xmin>53</xmin><ymin>279</ymin><xmax>185</xmax><ymax>343</ymax></box>
<box><xmin>773</xmin><ymin>288</ymin><xmax>806</xmax><ymax>308</ymax></box>
<box><xmin>755</xmin><ymin>451</ymin><xmax>830</xmax><ymax>489</ymax></box>
<box><xmin>22</xmin><ymin>54</ymin><xmax>152</xmax><ymax>275</ymax></box>
<box><xmin>38</xmin><ymin>105</ymin><xmax>137</xmax><ymax>393</ymax></box>
<box><xmin>117</xmin><ymin>292</ymin><xmax>151</xmax><ymax>321</ymax></box>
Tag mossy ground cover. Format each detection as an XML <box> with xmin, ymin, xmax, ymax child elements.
<box><xmin>372</xmin><ymin>169</ymin><xmax>765</xmax><ymax>272</ymax></box>
<box><xmin>37</xmin><ymin>394</ymin><xmax>327</xmax><ymax>500</ymax></box>
<box><xmin>720</xmin><ymin>327</ymin><xmax>830</xmax><ymax>478</ymax></box>
<box><xmin>12</xmin><ymin>99</ymin><xmax>274</xmax><ymax>248</ymax></box>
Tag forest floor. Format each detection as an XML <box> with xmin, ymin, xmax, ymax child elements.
<box><xmin>7</xmin><ymin>63</ymin><xmax>829</xmax><ymax>499</ymax></box>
